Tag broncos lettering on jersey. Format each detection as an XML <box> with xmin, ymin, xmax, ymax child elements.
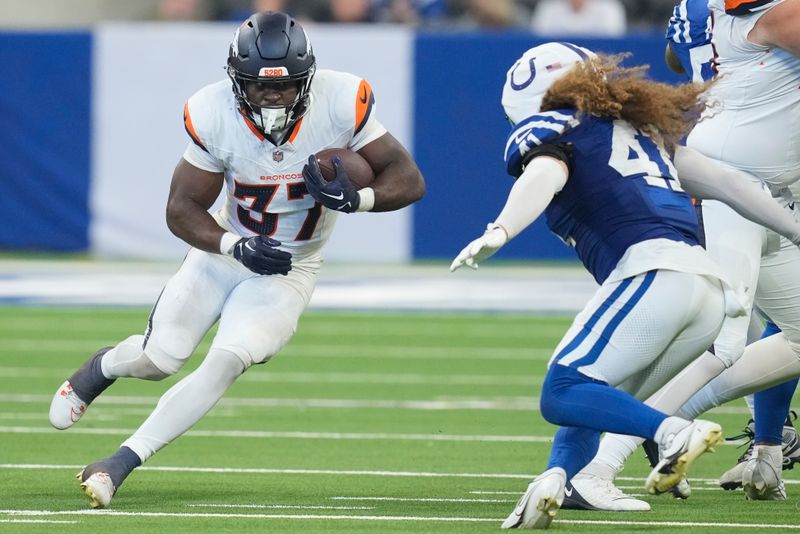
<box><xmin>666</xmin><ymin>0</ymin><xmax>714</xmax><ymax>82</ymax></box>
<box><xmin>505</xmin><ymin>110</ymin><xmax>700</xmax><ymax>284</ymax></box>
<box><xmin>181</xmin><ymin>70</ymin><xmax>386</xmax><ymax>256</ymax></box>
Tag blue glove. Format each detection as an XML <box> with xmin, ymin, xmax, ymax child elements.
<box><xmin>302</xmin><ymin>155</ymin><xmax>360</xmax><ymax>213</ymax></box>
<box><xmin>232</xmin><ymin>236</ymin><xmax>292</xmax><ymax>276</ymax></box>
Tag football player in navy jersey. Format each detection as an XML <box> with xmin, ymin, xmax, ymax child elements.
<box><xmin>566</xmin><ymin>0</ymin><xmax>800</xmax><ymax>509</ymax></box>
<box><xmin>451</xmin><ymin>42</ymin><xmax>800</xmax><ymax>529</ymax></box>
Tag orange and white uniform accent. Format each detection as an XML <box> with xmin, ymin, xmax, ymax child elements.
<box><xmin>136</xmin><ymin>71</ymin><xmax>386</xmax><ymax>372</ymax></box>
<box><xmin>181</xmin><ymin>70</ymin><xmax>386</xmax><ymax>257</ymax></box>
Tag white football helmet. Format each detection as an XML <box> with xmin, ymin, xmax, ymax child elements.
<box><xmin>502</xmin><ymin>42</ymin><xmax>596</xmax><ymax>126</ymax></box>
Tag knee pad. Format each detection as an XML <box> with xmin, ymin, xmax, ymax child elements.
<box><xmin>128</xmin><ymin>353</ymin><xmax>171</xmax><ymax>381</ymax></box>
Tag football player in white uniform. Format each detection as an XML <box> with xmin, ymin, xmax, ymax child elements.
<box><xmin>47</xmin><ymin>11</ymin><xmax>424</xmax><ymax>509</ymax></box>
<box><xmin>562</xmin><ymin>0</ymin><xmax>800</xmax><ymax>507</ymax></box>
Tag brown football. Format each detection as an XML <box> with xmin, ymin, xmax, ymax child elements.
<box><xmin>315</xmin><ymin>148</ymin><xmax>376</xmax><ymax>190</ymax></box>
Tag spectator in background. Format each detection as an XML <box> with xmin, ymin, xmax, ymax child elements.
<box><xmin>454</xmin><ymin>0</ymin><xmax>528</xmax><ymax>28</ymax></box>
<box><xmin>157</xmin><ymin>0</ymin><xmax>216</xmax><ymax>20</ymax></box>
<box><xmin>308</xmin><ymin>0</ymin><xmax>377</xmax><ymax>23</ymax></box>
<box><xmin>531</xmin><ymin>0</ymin><xmax>627</xmax><ymax>36</ymax></box>
<box><xmin>218</xmin><ymin>0</ymin><xmax>314</xmax><ymax>22</ymax></box>
<box><xmin>374</xmin><ymin>0</ymin><xmax>449</xmax><ymax>25</ymax></box>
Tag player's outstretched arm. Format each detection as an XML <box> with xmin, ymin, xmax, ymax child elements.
<box><xmin>674</xmin><ymin>146</ymin><xmax>800</xmax><ymax>245</ymax></box>
<box><xmin>165</xmin><ymin>158</ymin><xmax>227</xmax><ymax>253</ymax></box>
<box><xmin>749</xmin><ymin>0</ymin><xmax>800</xmax><ymax>55</ymax></box>
<box><xmin>450</xmin><ymin>156</ymin><xmax>568</xmax><ymax>271</ymax></box>
<box><xmin>356</xmin><ymin>132</ymin><xmax>425</xmax><ymax>212</ymax></box>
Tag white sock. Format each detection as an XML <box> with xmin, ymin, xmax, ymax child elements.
<box><xmin>578</xmin><ymin>434</ymin><xmax>641</xmax><ymax>479</ymax></box>
<box><xmin>122</xmin><ymin>349</ymin><xmax>246</xmax><ymax>462</ymax></box>
<box><xmin>681</xmin><ymin>334</ymin><xmax>800</xmax><ymax>419</ymax></box>
<box><xmin>654</xmin><ymin>416</ymin><xmax>692</xmax><ymax>449</ymax></box>
<box><xmin>744</xmin><ymin>394</ymin><xmax>755</xmax><ymax>418</ymax></box>
<box><xmin>579</xmin><ymin>351</ymin><xmax>726</xmax><ymax>477</ymax></box>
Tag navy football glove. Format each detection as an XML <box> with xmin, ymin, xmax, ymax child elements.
<box><xmin>302</xmin><ymin>155</ymin><xmax>360</xmax><ymax>213</ymax></box>
<box><xmin>232</xmin><ymin>236</ymin><xmax>292</xmax><ymax>276</ymax></box>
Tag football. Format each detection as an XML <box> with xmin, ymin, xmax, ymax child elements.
<box><xmin>315</xmin><ymin>148</ymin><xmax>376</xmax><ymax>190</ymax></box>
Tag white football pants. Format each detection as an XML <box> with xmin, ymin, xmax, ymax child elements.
<box><xmin>581</xmin><ymin>198</ymin><xmax>800</xmax><ymax>478</ymax></box>
<box><xmin>141</xmin><ymin>247</ymin><xmax>319</xmax><ymax>373</ymax></box>
<box><xmin>117</xmin><ymin>247</ymin><xmax>320</xmax><ymax>462</ymax></box>
<box><xmin>550</xmin><ymin>269</ymin><xmax>724</xmax><ymax>395</ymax></box>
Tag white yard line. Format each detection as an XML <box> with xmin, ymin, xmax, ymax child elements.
<box><xmin>0</xmin><ymin>426</ymin><xmax>554</xmax><ymax>442</ymax></box>
<box><xmin>3</xmin><ymin>509</ymin><xmax>800</xmax><ymax>528</ymax></box>
<box><xmin>0</xmin><ymin>394</ymin><xmax>539</xmax><ymax>411</ymax></box>
<box><xmin>0</xmin><ymin>519</ymin><xmax>78</xmax><ymax>524</ymax></box>
<box><xmin>0</xmin><ymin>340</ymin><xmax>545</xmax><ymax>360</ymax></box>
<box><xmin>188</xmin><ymin>504</ymin><xmax>375</xmax><ymax>510</ymax></box>
<box><xmin>0</xmin><ymin>367</ymin><xmax>543</xmax><ymax>386</ymax></box>
<box><xmin>0</xmin><ymin>318</ymin><xmax>567</xmax><ymax>339</ymax></box>
<box><xmin>8</xmin><ymin>464</ymin><xmax>795</xmax><ymax>486</ymax></box>
<box><xmin>0</xmin><ymin>464</ymin><xmax>531</xmax><ymax>479</ymax></box>
<box><xmin>0</xmin><ymin>392</ymin><xmax>753</xmax><ymax>414</ymax></box>
<box><xmin>331</xmin><ymin>496</ymin><xmax>514</xmax><ymax>503</ymax></box>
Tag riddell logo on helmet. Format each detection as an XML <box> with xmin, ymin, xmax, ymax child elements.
<box><xmin>259</xmin><ymin>67</ymin><xmax>289</xmax><ymax>77</ymax></box>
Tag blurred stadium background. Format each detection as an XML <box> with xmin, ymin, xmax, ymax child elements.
<box><xmin>1</xmin><ymin>0</ymin><xmax>683</xmax><ymax>268</ymax></box>
<box><xmin>4</xmin><ymin>2</ymin><xmax>790</xmax><ymax>532</ymax></box>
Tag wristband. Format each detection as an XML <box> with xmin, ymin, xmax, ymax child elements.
<box><xmin>356</xmin><ymin>187</ymin><xmax>376</xmax><ymax>212</ymax></box>
<box><xmin>219</xmin><ymin>232</ymin><xmax>241</xmax><ymax>256</ymax></box>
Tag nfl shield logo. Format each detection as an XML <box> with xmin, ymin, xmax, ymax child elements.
<box><xmin>272</xmin><ymin>150</ymin><xmax>284</xmax><ymax>162</ymax></box>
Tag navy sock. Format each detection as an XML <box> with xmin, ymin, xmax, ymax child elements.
<box><xmin>546</xmin><ymin>427</ymin><xmax>600</xmax><ymax>480</ymax></box>
<box><xmin>753</xmin><ymin>323</ymin><xmax>796</xmax><ymax>444</ymax></box>
<box><xmin>84</xmin><ymin>446</ymin><xmax>142</xmax><ymax>489</ymax></box>
<box><xmin>69</xmin><ymin>347</ymin><xmax>116</xmax><ymax>403</ymax></box>
<box><xmin>540</xmin><ymin>364</ymin><xmax>667</xmax><ymax>440</ymax></box>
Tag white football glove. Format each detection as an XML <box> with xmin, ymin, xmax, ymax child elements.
<box><xmin>450</xmin><ymin>223</ymin><xmax>509</xmax><ymax>272</ymax></box>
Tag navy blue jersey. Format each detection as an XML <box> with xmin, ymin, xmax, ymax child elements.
<box><xmin>505</xmin><ymin>110</ymin><xmax>700</xmax><ymax>284</ymax></box>
<box><xmin>665</xmin><ymin>0</ymin><xmax>714</xmax><ymax>82</ymax></box>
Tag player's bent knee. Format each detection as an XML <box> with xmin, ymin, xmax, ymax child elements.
<box><xmin>540</xmin><ymin>364</ymin><xmax>595</xmax><ymax>426</ymax></box>
<box><xmin>143</xmin><ymin>329</ymin><xmax>201</xmax><ymax>375</ymax></box>
<box><xmin>128</xmin><ymin>353</ymin><xmax>172</xmax><ymax>381</ymax></box>
<box><xmin>215</xmin><ymin>319</ymin><xmax>296</xmax><ymax>368</ymax></box>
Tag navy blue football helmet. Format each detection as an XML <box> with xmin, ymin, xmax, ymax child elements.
<box><xmin>227</xmin><ymin>11</ymin><xmax>316</xmax><ymax>133</ymax></box>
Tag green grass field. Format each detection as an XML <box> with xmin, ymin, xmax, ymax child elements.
<box><xmin>1</xmin><ymin>306</ymin><xmax>798</xmax><ymax>532</ymax></box>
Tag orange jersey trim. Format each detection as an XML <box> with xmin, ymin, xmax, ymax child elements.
<box><xmin>183</xmin><ymin>102</ymin><xmax>208</xmax><ymax>152</ymax></box>
<box><xmin>239</xmin><ymin>109</ymin><xmax>266</xmax><ymax>141</ymax></box>
<box><xmin>355</xmin><ymin>79</ymin><xmax>375</xmax><ymax>135</ymax></box>
<box><xmin>725</xmin><ymin>0</ymin><xmax>775</xmax><ymax>14</ymax></box>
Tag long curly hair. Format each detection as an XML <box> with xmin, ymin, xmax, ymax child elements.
<box><xmin>540</xmin><ymin>54</ymin><xmax>711</xmax><ymax>149</ymax></box>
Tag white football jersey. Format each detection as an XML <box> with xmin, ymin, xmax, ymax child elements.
<box><xmin>181</xmin><ymin>70</ymin><xmax>387</xmax><ymax>256</ymax></box>
<box><xmin>688</xmin><ymin>0</ymin><xmax>800</xmax><ymax>189</ymax></box>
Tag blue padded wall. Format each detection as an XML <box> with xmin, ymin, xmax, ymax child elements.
<box><xmin>413</xmin><ymin>32</ymin><xmax>677</xmax><ymax>260</ymax></box>
<box><xmin>0</xmin><ymin>32</ymin><xmax>92</xmax><ymax>251</ymax></box>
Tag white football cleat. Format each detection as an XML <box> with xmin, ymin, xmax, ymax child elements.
<box><xmin>49</xmin><ymin>381</ymin><xmax>88</xmax><ymax>430</ymax></box>
<box><xmin>646</xmin><ymin>419</ymin><xmax>723</xmax><ymax>495</ymax></box>
<box><xmin>743</xmin><ymin>445</ymin><xmax>786</xmax><ymax>500</ymax></box>
<box><xmin>563</xmin><ymin>474</ymin><xmax>650</xmax><ymax>511</ymax></box>
<box><xmin>77</xmin><ymin>469</ymin><xmax>116</xmax><ymax>509</ymax></box>
<box><xmin>502</xmin><ymin>467</ymin><xmax>566</xmax><ymax>529</ymax></box>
